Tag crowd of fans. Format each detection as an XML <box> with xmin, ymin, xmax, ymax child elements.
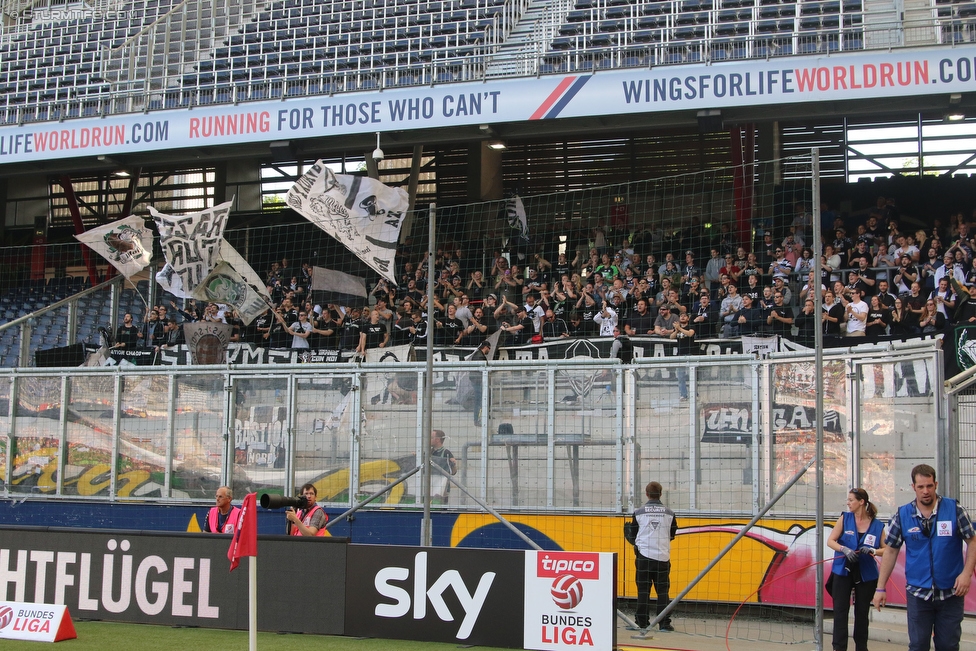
<box><xmin>114</xmin><ymin>196</ymin><xmax>976</xmax><ymax>354</ymax></box>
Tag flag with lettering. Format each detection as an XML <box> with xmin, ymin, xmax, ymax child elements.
<box><xmin>150</xmin><ymin>198</ymin><xmax>233</xmax><ymax>298</ymax></box>
<box><xmin>74</xmin><ymin>215</ymin><xmax>153</xmax><ymax>279</ymax></box>
<box><xmin>228</xmin><ymin>492</ymin><xmax>257</xmax><ymax>572</ymax></box>
<box><xmin>191</xmin><ymin>240</ymin><xmax>271</xmax><ymax>325</ymax></box>
<box><xmin>286</xmin><ymin>162</ymin><xmax>408</xmax><ymax>284</ymax></box>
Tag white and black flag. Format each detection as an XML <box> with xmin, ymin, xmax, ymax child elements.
<box><xmin>505</xmin><ymin>195</ymin><xmax>529</xmax><ymax>240</ymax></box>
<box><xmin>150</xmin><ymin>199</ymin><xmax>233</xmax><ymax>298</ymax></box>
<box><xmin>286</xmin><ymin>162</ymin><xmax>408</xmax><ymax>284</ymax></box>
<box><xmin>74</xmin><ymin>215</ymin><xmax>154</xmax><ymax>279</ymax></box>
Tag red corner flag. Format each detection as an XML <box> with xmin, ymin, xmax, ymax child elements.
<box><xmin>228</xmin><ymin>492</ymin><xmax>257</xmax><ymax>572</ymax></box>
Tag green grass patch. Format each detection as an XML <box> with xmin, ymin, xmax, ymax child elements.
<box><xmin>1</xmin><ymin>621</ymin><xmax>501</xmax><ymax>650</ymax></box>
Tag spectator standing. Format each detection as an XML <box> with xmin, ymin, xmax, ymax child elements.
<box><xmin>843</xmin><ymin>288</ymin><xmax>869</xmax><ymax>337</ymax></box>
<box><xmin>767</xmin><ymin>291</ymin><xmax>795</xmax><ymax>338</ymax></box>
<box><xmin>823</xmin><ymin>290</ymin><xmax>845</xmax><ymax>338</ymax></box>
<box><xmin>793</xmin><ymin>299</ymin><xmax>817</xmax><ymax>346</ymax></box>
<box><xmin>671</xmin><ymin>313</ymin><xmax>696</xmax><ymax>401</ymax></box>
<box><xmin>865</xmin><ymin>296</ymin><xmax>891</xmax><ymax>338</ymax></box>
<box><xmin>594</xmin><ymin>303</ymin><xmax>618</xmax><ymax>337</ymax></box>
<box><xmin>115</xmin><ymin>313</ymin><xmax>142</xmax><ymax>349</ymax></box>
<box><xmin>737</xmin><ymin>293</ymin><xmax>765</xmax><ymax>336</ymax></box>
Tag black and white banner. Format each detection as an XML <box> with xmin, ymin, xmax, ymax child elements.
<box><xmin>701</xmin><ymin>402</ymin><xmax>845</xmax><ymax>444</ymax></box>
<box><xmin>151</xmin><ymin>199</ymin><xmax>233</xmax><ymax>298</ymax></box>
<box><xmin>287</xmin><ymin>162</ymin><xmax>408</xmax><ymax>283</ymax></box>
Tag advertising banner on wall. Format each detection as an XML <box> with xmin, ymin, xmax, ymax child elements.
<box><xmin>1</xmin><ymin>45</ymin><xmax>975</xmax><ymax>165</ymax></box>
<box><xmin>523</xmin><ymin>551</ymin><xmax>616</xmax><ymax>651</ymax></box>
<box><xmin>344</xmin><ymin>545</ymin><xmax>524</xmax><ymax>648</ymax></box>
<box><xmin>0</xmin><ymin>528</ymin><xmax>346</xmax><ymax>634</ymax></box>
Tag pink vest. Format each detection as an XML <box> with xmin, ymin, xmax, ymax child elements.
<box><xmin>291</xmin><ymin>504</ymin><xmax>328</xmax><ymax>536</ymax></box>
<box><xmin>207</xmin><ymin>505</ymin><xmax>241</xmax><ymax>533</ymax></box>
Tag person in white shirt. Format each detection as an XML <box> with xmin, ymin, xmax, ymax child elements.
<box><xmin>523</xmin><ymin>294</ymin><xmax>545</xmax><ymax>333</ymax></box>
<box><xmin>290</xmin><ymin>311</ymin><xmax>313</xmax><ymax>348</ymax></box>
<box><xmin>594</xmin><ymin>304</ymin><xmax>617</xmax><ymax>337</ymax></box>
<box><xmin>626</xmin><ymin>481</ymin><xmax>677</xmax><ymax>633</ymax></box>
<box><xmin>844</xmin><ymin>288</ymin><xmax>868</xmax><ymax>336</ymax></box>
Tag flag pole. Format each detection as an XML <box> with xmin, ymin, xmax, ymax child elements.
<box><xmin>420</xmin><ymin>202</ymin><xmax>435</xmax><ymax>547</ymax></box>
<box><xmin>249</xmin><ymin>556</ymin><xmax>257</xmax><ymax>651</ymax></box>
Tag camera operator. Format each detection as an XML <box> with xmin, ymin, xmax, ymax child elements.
<box><xmin>285</xmin><ymin>483</ymin><xmax>328</xmax><ymax>536</ymax></box>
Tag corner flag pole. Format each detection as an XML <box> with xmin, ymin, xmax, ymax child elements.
<box><xmin>249</xmin><ymin>556</ymin><xmax>257</xmax><ymax>651</ymax></box>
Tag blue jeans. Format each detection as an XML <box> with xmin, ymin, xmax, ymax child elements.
<box><xmin>906</xmin><ymin>592</ymin><xmax>965</xmax><ymax>651</ymax></box>
<box><xmin>676</xmin><ymin>366</ymin><xmax>688</xmax><ymax>399</ymax></box>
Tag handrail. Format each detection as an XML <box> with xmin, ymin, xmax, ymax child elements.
<box><xmin>109</xmin><ymin>0</ymin><xmax>190</xmax><ymax>52</ymax></box>
<box><xmin>0</xmin><ymin>275</ymin><xmax>124</xmax><ymax>332</ymax></box>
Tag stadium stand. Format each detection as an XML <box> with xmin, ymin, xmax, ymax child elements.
<box><xmin>1</xmin><ymin>0</ymin><xmax>972</xmax><ymax>119</ymax></box>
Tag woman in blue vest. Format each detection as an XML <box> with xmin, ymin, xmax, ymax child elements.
<box><xmin>826</xmin><ymin>488</ymin><xmax>887</xmax><ymax>651</ymax></box>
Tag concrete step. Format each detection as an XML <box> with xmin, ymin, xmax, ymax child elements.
<box><xmin>860</xmin><ymin>606</ymin><xmax>976</xmax><ymax>646</ymax></box>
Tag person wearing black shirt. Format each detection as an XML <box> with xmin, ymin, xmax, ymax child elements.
<box><xmin>458</xmin><ymin>307</ymin><xmax>489</xmax><ymax>346</ymax></box>
<box><xmin>115</xmin><ymin>313</ymin><xmax>142</xmax><ymax>349</ymax></box>
<box><xmin>542</xmin><ymin>308</ymin><xmax>569</xmax><ymax>338</ymax></box>
<box><xmin>500</xmin><ymin>306</ymin><xmax>533</xmax><ymax>346</ymax></box>
<box><xmin>435</xmin><ymin>304</ymin><xmax>465</xmax><ymax>346</ymax></box>
<box><xmin>865</xmin><ymin>295</ymin><xmax>890</xmax><ymax>338</ymax></box>
<box><xmin>311</xmin><ymin>309</ymin><xmax>341</xmax><ymax>350</ymax></box>
<box><xmin>823</xmin><ymin>291</ymin><xmax>845</xmax><ymax>338</ymax></box>
<box><xmin>767</xmin><ymin>292</ymin><xmax>794</xmax><ymax>338</ymax></box>
<box><xmin>142</xmin><ymin>309</ymin><xmax>166</xmax><ymax>349</ymax></box>
<box><xmin>736</xmin><ymin>293</ymin><xmax>765</xmax><ymax>336</ymax></box>
<box><xmin>876</xmin><ymin>280</ymin><xmax>896</xmax><ymax>309</ymax></box>
<box><xmin>845</xmin><ymin>270</ymin><xmax>871</xmax><ymax>302</ymax></box>
<box><xmin>337</xmin><ymin>307</ymin><xmax>362</xmax><ymax>351</ymax></box>
<box><xmin>953</xmin><ymin>282</ymin><xmax>976</xmax><ymax>324</ymax></box>
<box><xmin>358</xmin><ymin>308</ymin><xmax>389</xmax><ymax>354</ymax></box>
<box><xmin>793</xmin><ymin>299</ymin><xmax>817</xmax><ymax>347</ymax></box>
<box><xmin>268</xmin><ymin>308</ymin><xmax>293</xmax><ymax>349</ymax></box>
<box><xmin>903</xmin><ymin>282</ymin><xmax>926</xmax><ymax>332</ymax></box>
<box><xmin>626</xmin><ymin>299</ymin><xmax>656</xmax><ymax>336</ymax></box>
<box><xmin>832</xmin><ymin>228</ymin><xmax>853</xmax><ymax>269</ymax></box>
<box><xmin>691</xmin><ymin>293</ymin><xmax>719</xmax><ymax>337</ymax></box>
<box><xmin>567</xmin><ymin>312</ymin><xmax>587</xmax><ymax>337</ymax></box>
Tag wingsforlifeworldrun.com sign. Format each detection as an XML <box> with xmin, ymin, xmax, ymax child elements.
<box><xmin>0</xmin><ymin>45</ymin><xmax>974</xmax><ymax>165</ymax></box>
<box><xmin>0</xmin><ymin>602</ymin><xmax>77</xmax><ymax>643</ymax></box>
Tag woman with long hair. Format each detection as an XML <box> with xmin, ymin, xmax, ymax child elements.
<box><xmin>918</xmin><ymin>298</ymin><xmax>946</xmax><ymax>334</ymax></box>
<box><xmin>826</xmin><ymin>488</ymin><xmax>886</xmax><ymax>651</ymax></box>
<box><xmin>889</xmin><ymin>297</ymin><xmax>911</xmax><ymax>336</ymax></box>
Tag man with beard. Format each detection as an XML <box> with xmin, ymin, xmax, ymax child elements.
<box><xmin>873</xmin><ymin>465</ymin><xmax>976</xmax><ymax>651</ymax></box>
<box><xmin>626</xmin><ymin>298</ymin><xmax>655</xmax><ymax>336</ymax></box>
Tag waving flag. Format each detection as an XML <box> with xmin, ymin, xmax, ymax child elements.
<box><xmin>74</xmin><ymin>215</ymin><xmax>153</xmax><ymax>279</ymax></box>
<box><xmin>192</xmin><ymin>240</ymin><xmax>272</xmax><ymax>325</ymax></box>
<box><xmin>228</xmin><ymin>492</ymin><xmax>257</xmax><ymax>572</ymax></box>
<box><xmin>310</xmin><ymin>266</ymin><xmax>367</xmax><ymax>307</ymax></box>
<box><xmin>151</xmin><ymin>199</ymin><xmax>233</xmax><ymax>297</ymax></box>
<box><xmin>505</xmin><ymin>195</ymin><xmax>529</xmax><ymax>239</ymax></box>
<box><xmin>286</xmin><ymin>162</ymin><xmax>408</xmax><ymax>284</ymax></box>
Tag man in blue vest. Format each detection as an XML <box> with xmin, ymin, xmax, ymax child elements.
<box><xmin>873</xmin><ymin>464</ymin><xmax>976</xmax><ymax>651</ymax></box>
